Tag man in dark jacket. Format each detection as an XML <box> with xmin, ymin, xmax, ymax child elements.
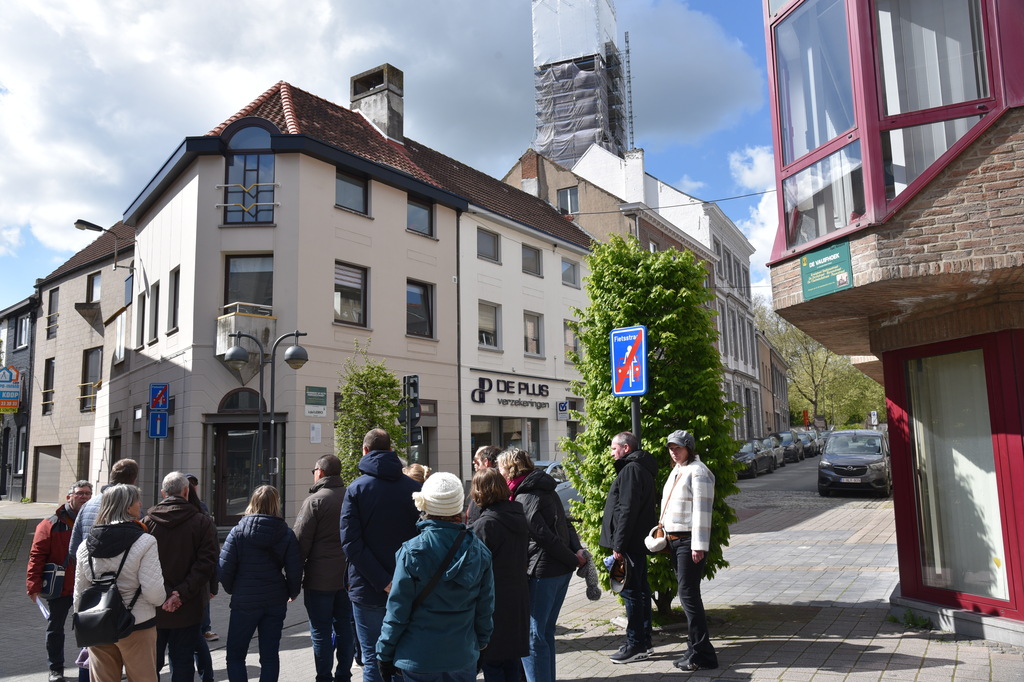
<box><xmin>340</xmin><ymin>429</ymin><xmax>421</xmax><ymax>682</ymax></box>
<box><xmin>27</xmin><ymin>480</ymin><xmax>92</xmax><ymax>682</ymax></box>
<box><xmin>69</xmin><ymin>458</ymin><xmax>138</xmax><ymax>559</ymax></box>
<box><xmin>143</xmin><ymin>471</ymin><xmax>219</xmax><ymax>682</ymax></box>
<box><xmin>601</xmin><ymin>431</ymin><xmax>658</xmax><ymax>664</ymax></box>
<box><xmin>295</xmin><ymin>454</ymin><xmax>354</xmax><ymax>682</ymax></box>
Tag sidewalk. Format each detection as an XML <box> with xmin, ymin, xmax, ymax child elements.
<box><xmin>3</xmin><ymin>493</ymin><xmax>1023</xmax><ymax>681</ymax></box>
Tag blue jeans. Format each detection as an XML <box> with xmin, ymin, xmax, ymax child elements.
<box><xmin>194</xmin><ymin>629</ymin><xmax>214</xmax><ymax>682</ymax></box>
<box><xmin>670</xmin><ymin>536</ymin><xmax>717</xmax><ymax>668</ymax></box>
<box><xmin>401</xmin><ymin>665</ymin><xmax>476</xmax><ymax>682</ymax></box>
<box><xmin>158</xmin><ymin>624</ymin><xmax>201</xmax><ymax>682</ymax></box>
<box><xmin>304</xmin><ymin>588</ymin><xmax>355</xmax><ymax>682</ymax></box>
<box><xmin>620</xmin><ymin>552</ymin><xmax>652</xmax><ymax>649</ymax></box>
<box><xmin>45</xmin><ymin>594</ymin><xmax>73</xmax><ymax>672</ymax></box>
<box><xmin>521</xmin><ymin>573</ymin><xmax>570</xmax><ymax>682</ymax></box>
<box><xmin>351</xmin><ymin>602</ymin><xmax>387</xmax><ymax>682</ymax></box>
<box><xmin>226</xmin><ymin>604</ymin><xmax>287</xmax><ymax>682</ymax></box>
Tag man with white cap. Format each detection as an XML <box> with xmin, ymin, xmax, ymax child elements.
<box><xmin>377</xmin><ymin>472</ymin><xmax>495</xmax><ymax>682</ymax></box>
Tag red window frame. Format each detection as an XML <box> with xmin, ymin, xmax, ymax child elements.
<box><xmin>882</xmin><ymin>330</ymin><xmax>1024</xmax><ymax>618</ymax></box>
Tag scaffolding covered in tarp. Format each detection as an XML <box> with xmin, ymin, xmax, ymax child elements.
<box><xmin>531</xmin><ymin>0</ymin><xmax>626</xmax><ymax>169</ymax></box>
<box><xmin>533</xmin><ymin>48</ymin><xmax>626</xmax><ymax>169</ymax></box>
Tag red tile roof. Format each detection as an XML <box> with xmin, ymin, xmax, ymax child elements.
<box><xmin>207</xmin><ymin>82</ymin><xmax>592</xmax><ymax>249</ymax></box>
<box><xmin>40</xmin><ymin>221</ymin><xmax>135</xmax><ymax>285</ymax></box>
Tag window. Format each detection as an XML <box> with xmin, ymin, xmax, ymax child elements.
<box><xmin>86</xmin><ymin>272</ymin><xmax>101</xmax><ymax>303</ymax></box>
<box><xmin>524</xmin><ymin>312</ymin><xmax>543</xmax><ymax>356</ymax></box>
<box><xmin>148</xmin><ymin>282</ymin><xmax>160</xmax><ymax>343</ymax></box>
<box><xmin>742</xmin><ymin>266</ymin><xmax>750</xmax><ymax>299</ymax></box>
<box><xmin>406</xmin><ymin>280</ymin><xmax>433</xmax><ymax>338</ymax></box>
<box><xmin>16</xmin><ymin>314</ymin><xmax>30</xmax><ymax>348</ymax></box>
<box><xmin>135</xmin><ymin>293</ymin><xmax>146</xmax><ymax>348</ymax></box>
<box><xmin>563</xmin><ymin>320</ymin><xmax>579</xmax><ymax>359</ymax></box>
<box><xmin>15</xmin><ymin>425</ymin><xmax>26</xmax><ymax>474</ymax></box>
<box><xmin>168</xmin><ymin>268</ymin><xmax>180</xmax><ymax>331</ymax></box>
<box><xmin>42</xmin><ymin>358</ymin><xmax>55</xmax><ymax>415</ymax></box>
<box><xmin>478</xmin><ymin>302</ymin><xmax>500</xmax><ymax>349</ymax></box>
<box><xmin>557</xmin><ymin>186</ymin><xmax>579</xmax><ymax>215</ymax></box>
<box><xmin>407</xmin><ymin>197</ymin><xmax>433</xmax><ymax>237</ymax></box>
<box><xmin>783</xmin><ymin>140</ymin><xmax>865</xmax><ymax>248</ymax></box>
<box><xmin>522</xmin><ymin>244</ymin><xmax>542</xmax><ymax>277</ymax></box>
<box><xmin>718</xmin><ymin>302</ymin><xmax>729</xmax><ymax>356</ymax></box>
<box><xmin>46</xmin><ymin>289</ymin><xmax>59</xmax><ymax>339</ymax></box>
<box><xmin>225</xmin><ymin>255</ymin><xmax>273</xmax><ymax>310</ymax></box>
<box><xmin>113</xmin><ymin>311</ymin><xmax>127</xmax><ymax>364</ymax></box>
<box><xmin>336</xmin><ymin>172</ymin><xmax>368</xmax><ymax>214</ymax></box>
<box><xmin>334</xmin><ymin>262</ymin><xmax>367</xmax><ymax>326</ymax></box>
<box><xmin>80</xmin><ymin>347</ymin><xmax>101</xmax><ymax>413</ymax></box>
<box><xmin>477</xmin><ymin>229</ymin><xmax>500</xmax><ymax>262</ymax></box>
<box><xmin>224</xmin><ymin>126</ymin><xmax>275</xmax><ymax>224</ymax></box>
<box><xmin>561</xmin><ymin>259</ymin><xmax>580</xmax><ymax>287</ymax></box>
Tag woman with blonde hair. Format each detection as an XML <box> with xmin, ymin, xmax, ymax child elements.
<box><xmin>219</xmin><ymin>485</ymin><xmax>302</xmax><ymax>682</ymax></box>
<box><xmin>74</xmin><ymin>484</ymin><xmax>165</xmax><ymax>682</ymax></box>
<box><xmin>497</xmin><ymin>449</ymin><xmax>584</xmax><ymax>682</ymax></box>
<box><xmin>403</xmin><ymin>463</ymin><xmax>431</xmax><ymax>483</ymax></box>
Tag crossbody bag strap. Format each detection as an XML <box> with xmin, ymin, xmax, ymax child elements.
<box><xmin>658</xmin><ymin>469</ymin><xmax>684</xmax><ymax>527</ymax></box>
<box><xmin>412</xmin><ymin>528</ymin><xmax>468</xmax><ymax>612</ymax></box>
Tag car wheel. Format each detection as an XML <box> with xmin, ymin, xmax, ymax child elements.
<box><xmin>769</xmin><ymin>459</ymin><xmax>776</xmax><ymax>473</ymax></box>
<box><xmin>799</xmin><ymin>451</ymin><xmax>805</xmax><ymax>461</ymax></box>
<box><xmin>879</xmin><ymin>477</ymin><xmax>893</xmax><ymax>498</ymax></box>
<box><xmin>779</xmin><ymin>457</ymin><xmax>785</xmax><ymax>467</ymax></box>
<box><xmin>819</xmin><ymin>488</ymin><xmax>830</xmax><ymax>497</ymax></box>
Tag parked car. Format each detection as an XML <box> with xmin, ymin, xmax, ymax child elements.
<box><xmin>734</xmin><ymin>439</ymin><xmax>775</xmax><ymax>478</ymax></box>
<box><xmin>796</xmin><ymin>431</ymin><xmax>818</xmax><ymax>457</ymax></box>
<box><xmin>775</xmin><ymin>431</ymin><xmax>805</xmax><ymax>462</ymax></box>
<box><xmin>760</xmin><ymin>434</ymin><xmax>786</xmax><ymax>468</ymax></box>
<box><xmin>533</xmin><ymin>460</ymin><xmax>583</xmax><ymax>519</ymax></box>
<box><xmin>817</xmin><ymin>430</ymin><xmax>892</xmax><ymax>498</ymax></box>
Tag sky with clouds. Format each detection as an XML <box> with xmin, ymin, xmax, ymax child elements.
<box><xmin>0</xmin><ymin>0</ymin><xmax>777</xmax><ymax>311</ymax></box>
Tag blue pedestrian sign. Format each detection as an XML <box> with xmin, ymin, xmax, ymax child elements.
<box><xmin>610</xmin><ymin>325</ymin><xmax>648</xmax><ymax>396</ymax></box>
<box><xmin>148</xmin><ymin>411</ymin><xmax>168</xmax><ymax>439</ymax></box>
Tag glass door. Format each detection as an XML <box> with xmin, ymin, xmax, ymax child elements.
<box><xmin>213</xmin><ymin>425</ymin><xmax>265</xmax><ymax>526</ymax></box>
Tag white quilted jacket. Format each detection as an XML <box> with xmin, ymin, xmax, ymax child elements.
<box><xmin>74</xmin><ymin>530</ymin><xmax>166</xmax><ymax>625</ymax></box>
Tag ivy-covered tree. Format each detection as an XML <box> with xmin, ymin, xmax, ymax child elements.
<box><xmin>334</xmin><ymin>341</ymin><xmax>407</xmax><ymax>485</ymax></box>
<box><xmin>563</xmin><ymin>236</ymin><xmax>740</xmax><ymax>616</ymax></box>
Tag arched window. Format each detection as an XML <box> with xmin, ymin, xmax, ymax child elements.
<box><xmin>222</xmin><ymin>120</ymin><xmax>278</xmax><ymax>224</ymax></box>
<box><xmin>218</xmin><ymin>388</ymin><xmax>265</xmax><ymax>413</ymax></box>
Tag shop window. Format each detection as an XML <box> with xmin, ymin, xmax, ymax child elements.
<box><xmin>477</xmin><ymin>229</ymin><xmax>500</xmax><ymax>262</ymax></box>
<box><xmin>905</xmin><ymin>348</ymin><xmax>1007</xmax><ymax>600</ymax></box>
<box><xmin>336</xmin><ymin>172</ymin><xmax>368</xmax><ymax>214</ymax></box>
<box><xmin>335</xmin><ymin>262</ymin><xmax>368</xmax><ymax>326</ymax></box>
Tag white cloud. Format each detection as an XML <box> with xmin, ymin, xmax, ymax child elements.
<box><xmin>676</xmin><ymin>175</ymin><xmax>706</xmax><ymax>195</ymax></box>
<box><xmin>730</xmin><ymin>146</ymin><xmax>776</xmax><ymax>191</ymax></box>
<box><xmin>730</xmin><ymin>145</ymin><xmax>778</xmax><ymax>299</ymax></box>
<box><xmin>0</xmin><ymin>225</ymin><xmax>22</xmax><ymax>258</ymax></box>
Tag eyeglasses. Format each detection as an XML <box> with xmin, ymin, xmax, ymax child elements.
<box><xmin>71</xmin><ymin>491</ymin><xmax>92</xmax><ymax>497</ymax></box>
<box><xmin>311</xmin><ymin>468</ymin><xmax>320</xmax><ymax>475</ymax></box>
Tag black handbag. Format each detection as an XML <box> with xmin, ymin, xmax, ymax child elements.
<box><xmin>72</xmin><ymin>551</ymin><xmax>141</xmax><ymax>647</ymax></box>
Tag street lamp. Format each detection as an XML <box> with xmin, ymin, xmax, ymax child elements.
<box><xmin>74</xmin><ymin>219</ymin><xmax>132</xmax><ymax>271</ymax></box>
<box><xmin>224</xmin><ymin>330</ymin><xmax>309</xmax><ymax>489</ymax></box>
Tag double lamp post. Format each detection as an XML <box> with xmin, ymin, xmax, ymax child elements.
<box><xmin>224</xmin><ymin>330</ymin><xmax>309</xmax><ymax>490</ymax></box>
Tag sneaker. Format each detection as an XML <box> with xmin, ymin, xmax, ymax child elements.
<box><xmin>203</xmin><ymin>631</ymin><xmax>219</xmax><ymax>641</ymax></box>
<box><xmin>610</xmin><ymin>643</ymin><xmax>650</xmax><ymax>664</ymax></box>
<box><xmin>47</xmin><ymin>672</ymin><xmax>65</xmax><ymax>682</ymax></box>
<box><xmin>674</xmin><ymin>659</ymin><xmax>718</xmax><ymax>672</ymax></box>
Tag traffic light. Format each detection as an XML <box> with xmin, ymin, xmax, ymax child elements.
<box><xmin>399</xmin><ymin>374</ymin><xmax>421</xmax><ymax>426</ymax></box>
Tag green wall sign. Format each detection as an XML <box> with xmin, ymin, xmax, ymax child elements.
<box><xmin>800</xmin><ymin>240</ymin><xmax>853</xmax><ymax>301</ymax></box>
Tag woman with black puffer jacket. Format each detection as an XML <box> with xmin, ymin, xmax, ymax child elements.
<box><xmin>219</xmin><ymin>485</ymin><xmax>302</xmax><ymax>682</ymax></box>
<box><xmin>497</xmin><ymin>449</ymin><xmax>584</xmax><ymax>682</ymax></box>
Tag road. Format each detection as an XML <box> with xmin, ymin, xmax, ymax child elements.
<box><xmin>736</xmin><ymin>450</ymin><xmax>820</xmax><ymax>492</ymax></box>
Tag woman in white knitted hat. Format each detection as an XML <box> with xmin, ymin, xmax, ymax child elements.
<box><xmin>376</xmin><ymin>472</ymin><xmax>495</xmax><ymax>682</ymax></box>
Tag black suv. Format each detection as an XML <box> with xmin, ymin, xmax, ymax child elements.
<box><xmin>774</xmin><ymin>431</ymin><xmax>805</xmax><ymax>462</ymax></box>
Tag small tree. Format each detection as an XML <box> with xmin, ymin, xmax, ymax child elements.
<box><xmin>334</xmin><ymin>341</ymin><xmax>407</xmax><ymax>484</ymax></box>
<box><xmin>563</xmin><ymin>236</ymin><xmax>739</xmax><ymax>616</ymax></box>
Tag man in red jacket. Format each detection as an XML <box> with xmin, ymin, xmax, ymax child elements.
<box><xmin>26</xmin><ymin>480</ymin><xmax>93</xmax><ymax>682</ymax></box>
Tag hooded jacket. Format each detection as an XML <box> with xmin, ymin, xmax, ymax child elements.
<box><xmin>143</xmin><ymin>496</ymin><xmax>219</xmax><ymax>628</ymax></box>
<box><xmin>27</xmin><ymin>502</ymin><xmax>78</xmax><ymax>598</ymax></box>
<box><xmin>600</xmin><ymin>448</ymin><xmax>659</xmax><ymax>556</ymax></box>
<box><xmin>219</xmin><ymin>514</ymin><xmax>302</xmax><ymax>609</ymax></box>
<box><xmin>512</xmin><ymin>469</ymin><xmax>582</xmax><ymax>578</ymax></box>
<box><xmin>376</xmin><ymin>520</ymin><xmax>494</xmax><ymax>673</ymax></box>
<box><xmin>293</xmin><ymin>474</ymin><xmax>347</xmax><ymax>592</ymax></box>
<box><xmin>74</xmin><ymin>522</ymin><xmax>166</xmax><ymax>629</ymax></box>
<box><xmin>340</xmin><ymin>450</ymin><xmax>421</xmax><ymax>606</ymax></box>
<box><xmin>472</xmin><ymin>499</ymin><xmax>530</xmax><ymax>661</ymax></box>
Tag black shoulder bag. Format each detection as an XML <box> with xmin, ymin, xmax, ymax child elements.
<box><xmin>73</xmin><ymin>550</ymin><xmax>142</xmax><ymax>647</ymax></box>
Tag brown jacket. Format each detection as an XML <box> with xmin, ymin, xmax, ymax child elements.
<box><xmin>143</xmin><ymin>496</ymin><xmax>219</xmax><ymax>628</ymax></box>
<box><xmin>293</xmin><ymin>475</ymin><xmax>347</xmax><ymax>592</ymax></box>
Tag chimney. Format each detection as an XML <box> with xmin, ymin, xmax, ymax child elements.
<box><xmin>624</xmin><ymin>148</ymin><xmax>645</xmax><ymax>203</ymax></box>
<box><xmin>351</xmin><ymin>64</ymin><xmax>404</xmax><ymax>141</ymax></box>
<box><xmin>520</xmin><ymin>149</ymin><xmax>540</xmax><ymax>197</ymax></box>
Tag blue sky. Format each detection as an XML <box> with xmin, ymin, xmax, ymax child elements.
<box><xmin>0</xmin><ymin>0</ymin><xmax>775</xmax><ymax>311</ymax></box>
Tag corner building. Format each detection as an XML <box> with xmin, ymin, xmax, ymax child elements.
<box><xmin>762</xmin><ymin>0</ymin><xmax>1024</xmax><ymax>634</ymax></box>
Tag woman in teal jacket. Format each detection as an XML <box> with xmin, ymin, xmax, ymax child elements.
<box><xmin>377</xmin><ymin>472</ymin><xmax>495</xmax><ymax>682</ymax></box>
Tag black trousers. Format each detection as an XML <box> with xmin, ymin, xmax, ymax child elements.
<box><xmin>669</xmin><ymin>536</ymin><xmax>717</xmax><ymax>667</ymax></box>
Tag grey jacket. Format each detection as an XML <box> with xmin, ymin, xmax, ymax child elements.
<box><xmin>293</xmin><ymin>474</ymin><xmax>347</xmax><ymax>592</ymax></box>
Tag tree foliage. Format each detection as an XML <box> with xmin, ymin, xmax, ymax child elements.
<box><xmin>563</xmin><ymin>236</ymin><xmax>739</xmax><ymax>615</ymax></box>
<box><xmin>334</xmin><ymin>341</ymin><xmax>407</xmax><ymax>485</ymax></box>
<box><xmin>753</xmin><ymin>296</ymin><xmax>885</xmax><ymax>427</ymax></box>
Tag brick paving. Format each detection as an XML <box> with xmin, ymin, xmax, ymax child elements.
<box><xmin>3</xmin><ymin>492</ymin><xmax>1024</xmax><ymax>682</ymax></box>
